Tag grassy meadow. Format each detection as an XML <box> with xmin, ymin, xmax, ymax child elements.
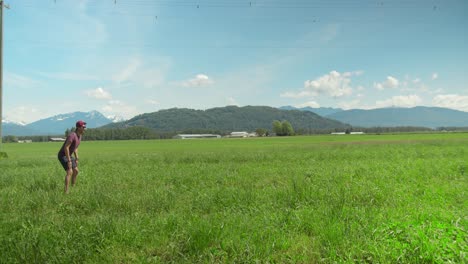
<box><xmin>0</xmin><ymin>133</ymin><xmax>467</xmax><ymax>263</ymax></box>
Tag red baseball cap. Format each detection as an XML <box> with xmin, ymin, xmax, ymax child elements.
<box><xmin>76</xmin><ymin>120</ymin><xmax>87</xmax><ymax>128</ymax></box>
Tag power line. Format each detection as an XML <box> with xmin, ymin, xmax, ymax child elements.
<box><xmin>4</xmin><ymin>0</ymin><xmax>460</xmax><ymax>50</ymax></box>
<box><xmin>7</xmin><ymin>0</ymin><xmax>450</xmax><ymax>27</ymax></box>
<box><xmin>12</xmin><ymin>0</ymin><xmax>450</xmax><ymax>10</ymax></box>
<box><xmin>3</xmin><ymin>0</ymin><xmax>457</xmax><ymax>50</ymax></box>
<box><xmin>8</xmin><ymin>1</ymin><xmax>447</xmax><ymax>24</ymax></box>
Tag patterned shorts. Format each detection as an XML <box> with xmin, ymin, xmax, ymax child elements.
<box><xmin>58</xmin><ymin>155</ymin><xmax>77</xmax><ymax>171</ymax></box>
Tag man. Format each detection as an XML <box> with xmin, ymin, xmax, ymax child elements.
<box><xmin>58</xmin><ymin>120</ymin><xmax>86</xmax><ymax>194</ymax></box>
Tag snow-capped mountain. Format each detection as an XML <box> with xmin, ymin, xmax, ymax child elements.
<box><xmin>2</xmin><ymin>111</ymin><xmax>128</xmax><ymax>136</ymax></box>
<box><xmin>107</xmin><ymin>115</ymin><xmax>126</xmax><ymax>123</ymax></box>
<box><xmin>25</xmin><ymin>110</ymin><xmax>114</xmax><ymax>135</ymax></box>
<box><xmin>2</xmin><ymin>119</ymin><xmax>27</xmax><ymax>126</ymax></box>
<box><xmin>2</xmin><ymin>119</ymin><xmax>40</xmax><ymax>136</ymax></box>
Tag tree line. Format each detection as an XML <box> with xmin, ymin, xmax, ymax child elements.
<box><xmin>3</xmin><ymin>124</ymin><xmax>467</xmax><ymax>143</ymax></box>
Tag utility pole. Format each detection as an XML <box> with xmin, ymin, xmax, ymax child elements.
<box><xmin>0</xmin><ymin>1</ymin><xmax>8</xmax><ymax>152</ymax></box>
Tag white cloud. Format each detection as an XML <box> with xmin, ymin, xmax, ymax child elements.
<box><xmin>374</xmin><ymin>76</ymin><xmax>399</xmax><ymax>90</ymax></box>
<box><xmin>280</xmin><ymin>70</ymin><xmax>359</xmax><ymax>101</ymax></box>
<box><xmin>304</xmin><ymin>70</ymin><xmax>356</xmax><ymax>97</ymax></box>
<box><xmin>431</xmin><ymin>73</ymin><xmax>439</xmax><ymax>80</ymax></box>
<box><xmin>375</xmin><ymin>95</ymin><xmax>422</xmax><ymax>108</ymax></box>
<box><xmin>296</xmin><ymin>101</ymin><xmax>320</xmax><ymax>108</ymax></box>
<box><xmin>433</xmin><ymin>94</ymin><xmax>468</xmax><ymax>112</ymax></box>
<box><xmin>226</xmin><ymin>97</ymin><xmax>239</xmax><ymax>106</ymax></box>
<box><xmin>85</xmin><ymin>87</ymin><xmax>112</xmax><ymax>100</ymax></box>
<box><xmin>181</xmin><ymin>74</ymin><xmax>214</xmax><ymax>88</ymax></box>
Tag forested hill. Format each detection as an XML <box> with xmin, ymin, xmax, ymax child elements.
<box><xmin>103</xmin><ymin>106</ymin><xmax>349</xmax><ymax>133</ymax></box>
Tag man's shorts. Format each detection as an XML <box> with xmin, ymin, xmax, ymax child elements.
<box><xmin>58</xmin><ymin>155</ymin><xmax>77</xmax><ymax>171</ymax></box>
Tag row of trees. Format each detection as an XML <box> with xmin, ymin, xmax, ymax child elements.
<box><xmin>74</xmin><ymin>120</ymin><xmax>297</xmax><ymax>140</ymax></box>
<box><xmin>3</xmin><ymin>135</ymin><xmax>20</xmax><ymax>143</ymax></box>
<box><xmin>5</xmin><ymin>123</ymin><xmax>466</xmax><ymax>143</ymax></box>
<box><xmin>76</xmin><ymin>127</ymin><xmax>174</xmax><ymax>140</ymax></box>
<box><xmin>436</xmin><ymin>127</ymin><xmax>468</xmax><ymax>131</ymax></box>
<box><xmin>6</xmin><ymin>135</ymin><xmax>52</xmax><ymax>143</ymax></box>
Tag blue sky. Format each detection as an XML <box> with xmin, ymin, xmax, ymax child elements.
<box><xmin>3</xmin><ymin>0</ymin><xmax>468</xmax><ymax>123</ymax></box>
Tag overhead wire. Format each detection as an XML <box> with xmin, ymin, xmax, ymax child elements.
<box><xmin>7</xmin><ymin>0</ymin><xmax>446</xmax><ymax>23</ymax></box>
<box><xmin>3</xmin><ymin>0</ymin><xmax>457</xmax><ymax>50</ymax></box>
<box><xmin>9</xmin><ymin>0</ymin><xmax>448</xmax><ymax>9</ymax></box>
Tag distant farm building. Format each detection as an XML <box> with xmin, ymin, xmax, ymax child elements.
<box><xmin>228</xmin><ymin>131</ymin><xmax>257</xmax><ymax>138</ymax></box>
<box><xmin>173</xmin><ymin>134</ymin><xmax>221</xmax><ymax>139</ymax></box>
<box><xmin>49</xmin><ymin>137</ymin><xmax>66</xmax><ymax>142</ymax></box>
<box><xmin>229</xmin><ymin>131</ymin><xmax>249</xmax><ymax>138</ymax></box>
<box><xmin>331</xmin><ymin>132</ymin><xmax>365</xmax><ymax>135</ymax></box>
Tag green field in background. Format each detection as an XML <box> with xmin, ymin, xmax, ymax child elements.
<box><xmin>1</xmin><ymin>134</ymin><xmax>467</xmax><ymax>263</ymax></box>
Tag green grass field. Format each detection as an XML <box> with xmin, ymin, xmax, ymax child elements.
<box><xmin>0</xmin><ymin>134</ymin><xmax>467</xmax><ymax>263</ymax></box>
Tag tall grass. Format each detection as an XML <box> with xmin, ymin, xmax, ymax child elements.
<box><xmin>0</xmin><ymin>134</ymin><xmax>467</xmax><ymax>263</ymax></box>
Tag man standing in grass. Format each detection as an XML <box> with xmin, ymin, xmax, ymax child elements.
<box><xmin>58</xmin><ymin>120</ymin><xmax>86</xmax><ymax>194</ymax></box>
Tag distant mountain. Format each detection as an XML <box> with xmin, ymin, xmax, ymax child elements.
<box><xmin>104</xmin><ymin>105</ymin><xmax>349</xmax><ymax>132</ymax></box>
<box><xmin>2</xmin><ymin>119</ymin><xmax>27</xmax><ymax>126</ymax></box>
<box><xmin>2</xmin><ymin>111</ymin><xmax>115</xmax><ymax>136</ymax></box>
<box><xmin>326</xmin><ymin>106</ymin><xmax>468</xmax><ymax>128</ymax></box>
<box><xmin>280</xmin><ymin>106</ymin><xmax>344</xmax><ymax>116</ymax></box>
<box><xmin>2</xmin><ymin>120</ymin><xmax>41</xmax><ymax>136</ymax></box>
<box><xmin>6</xmin><ymin>106</ymin><xmax>463</xmax><ymax>137</ymax></box>
<box><xmin>25</xmin><ymin>111</ymin><xmax>114</xmax><ymax>135</ymax></box>
<box><xmin>107</xmin><ymin>115</ymin><xmax>126</xmax><ymax>123</ymax></box>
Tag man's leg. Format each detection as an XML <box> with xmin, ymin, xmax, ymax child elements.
<box><xmin>71</xmin><ymin>167</ymin><xmax>79</xmax><ymax>186</ymax></box>
<box><xmin>64</xmin><ymin>169</ymin><xmax>73</xmax><ymax>194</ymax></box>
